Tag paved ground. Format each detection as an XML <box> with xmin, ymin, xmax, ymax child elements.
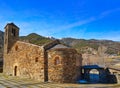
<box><xmin>0</xmin><ymin>74</ymin><xmax>120</xmax><ymax>88</ymax></box>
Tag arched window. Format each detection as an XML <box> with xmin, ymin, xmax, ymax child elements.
<box><xmin>54</xmin><ymin>57</ymin><xmax>61</xmax><ymax>65</ymax></box>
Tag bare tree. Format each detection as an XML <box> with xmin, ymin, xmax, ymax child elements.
<box><xmin>97</xmin><ymin>45</ymin><xmax>107</xmax><ymax>66</ymax></box>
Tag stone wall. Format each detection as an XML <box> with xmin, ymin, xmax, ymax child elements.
<box><xmin>4</xmin><ymin>41</ymin><xmax>45</xmax><ymax>81</ymax></box>
<box><xmin>109</xmin><ymin>68</ymin><xmax>120</xmax><ymax>83</ymax></box>
<box><xmin>82</xmin><ymin>67</ymin><xmax>118</xmax><ymax>83</ymax></box>
<box><xmin>3</xmin><ymin>40</ymin><xmax>83</xmax><ymax>83</ymax></box>
<box><xmin>47</xmin><ymin>48</ymin><xmax>82</xmax><ymax>83</ymax></box>
<box><xmin>3</xmin><ymin>23</ymin><xmax>83</xmax><ymax>83</ymax></box>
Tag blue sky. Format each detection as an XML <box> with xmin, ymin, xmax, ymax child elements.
<box><xmin>0</xmin><ymin>0</ymin><xmax>120</xmax><ymax>41</ymax></box>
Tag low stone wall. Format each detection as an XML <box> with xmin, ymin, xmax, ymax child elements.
<box><xmin>4</xmin><ymin>41</ymin><xmax>45</xmax><ymax>81</ymax></box>
<box><xmin>109</xmin><ymin>68</ymin><xmax>120</xmax><ymax>84</ymax></box>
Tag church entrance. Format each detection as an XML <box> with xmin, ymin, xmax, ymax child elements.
<box><xmin>14</xmin><ymin>66</ymin><xmax>17</xmax><ymax>76</ymax></box>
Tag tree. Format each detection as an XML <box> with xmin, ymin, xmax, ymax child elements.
<box><xmin>97</xmin><ymin>45</ymin><xmax>107</xmax><ymax>66</ymax></box>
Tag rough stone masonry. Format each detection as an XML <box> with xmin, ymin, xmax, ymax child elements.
<box><xmin>3</xmin><ymin>23</ymin><xmax>82</xmax><ymax>83</ymax></box>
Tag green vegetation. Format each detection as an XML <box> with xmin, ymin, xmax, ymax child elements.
<box><xmin>61</xmin><ymin>38</ymin><xmax>120</xmax><ymax>54</ymax></box>
<box><xmin>20</xmin><ymin>33</ymin><xmax>52</xmax><ymax>46</ymax></box>
<box><xmin>19</xmin><ymin>34</ymin><xmax>120</xmax><ymax>55</ymax></box>
<box><xmin>0</xmin><ymin>30</ymin><xmax>120</xmax><ymax>55</ymax></box>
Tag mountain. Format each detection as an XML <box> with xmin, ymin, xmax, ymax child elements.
<box><xmin>19</xmin><ymin>33</ymin><xmax>53</xmax><ymax>46</ymax></box>
<box><xmin>0</xmin><ymin>32</ymin><xmax>120</xmax><ymax>60</ymax></box>
<box><xmin>61</xmin><ymin>38</ymin><xmax>120</xmax><ymax>54</ymax></box>
<box><xmin>0</xmin><ymin>30</ymin><xmax>4</xmax><ymax>59</ymax></box>
<box><xmin>61</xmin><ymin>38</ymin><xmax>120</xmax><ymax>66</ymax></box>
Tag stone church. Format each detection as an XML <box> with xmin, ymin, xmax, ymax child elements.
<box><xmin>3</xmin><ymin>23</ymin><xmax>82</xmax><ymax>83</ymax></box>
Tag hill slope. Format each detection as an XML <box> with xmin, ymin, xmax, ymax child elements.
<box><xmin>19</xmin><ymin>33</ymin><xmax>53</xmax><ymax>46</ymax></box>
<box><xmin>61</xmin><ymin>38</ymin><xmax>120</xmax><ymax>54</ymax></box>
<box><xmin>0</xmin><ymin>32</ymin><xmax>120</xmax><ymax>59</ymax></box>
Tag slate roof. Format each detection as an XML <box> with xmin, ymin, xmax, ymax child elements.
<box><xmin>44</xmin><ymin>40</ymin><xmax>69</xmax><ymax>50</ymax></box>
<box><xmin>4</xmin><ymin>23</ymin><xmax>19</xmax><ymax>29</ymax></box>
<box><xmin>50</xmin><ymin>44</ymin><xmax>69</xmax><ymax>49</ymax></box>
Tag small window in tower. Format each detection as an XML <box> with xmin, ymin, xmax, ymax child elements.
<box><xmin>15</xmin><ymin>45</ymin><xmax>18</xmax><ymax>51</ymax></box>
<box><xmin>54</xmin><ymin>57</ymin><xmax>61</xmax><ymax>65</ymax></box>
<box><xmin>12</xmin><ymin>28</ymin><xmax>16</xmax><ymax>36</ymax></box>
<box><xmin>35</xmin><ymin>57</ymin><xmax>38</xmax><ymax>62</ymax></box>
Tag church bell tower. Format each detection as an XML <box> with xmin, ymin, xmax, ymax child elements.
<box><xmin>4</xmin><ymin>23</ymin><xmax>19</xmax><ymax>53</ymax></box>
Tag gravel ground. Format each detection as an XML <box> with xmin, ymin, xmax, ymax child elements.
<box><xmin>0</xmin><ymin>73</ymin><xmax>120</xmax><ymax>88</ymax></box>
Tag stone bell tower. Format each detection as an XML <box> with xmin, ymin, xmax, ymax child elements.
<box><xmin>4</xmin><ymin>23</ymin><xmax>19</xmax><ymax>54</ymax></box>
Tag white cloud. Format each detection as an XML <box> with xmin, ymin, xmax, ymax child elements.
<box><xmin>99</xmin><ymin>8</ymin><xmax>120</xmax><ymax>19</ymax></box>
<box><xmin>0</xmin><ymin>7</ymin><xmax>120</xmax><ymax>41</ymax></box>
<box><xmin>45</xmin><ymin>8</ymin><xmax>120</xmax><ymax>36</ymax></box>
